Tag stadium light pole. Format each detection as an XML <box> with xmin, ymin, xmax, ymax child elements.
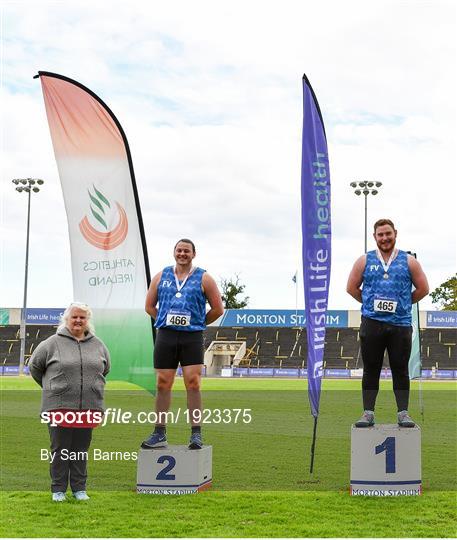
<box><xmin>12</xmin><ymin>178</ymin><xmax>45</xmax><ymax>375</ymax></box>
<box><xmin>349</xmin><ymin>181</ymin><xmax>382</xmax><ymax>253</ymax></box>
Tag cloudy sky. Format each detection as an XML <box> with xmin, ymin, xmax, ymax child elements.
<box><xmin>0</xmin><ymin>0</ymin><xmax>455</xmax><ymax>311</ymax></box>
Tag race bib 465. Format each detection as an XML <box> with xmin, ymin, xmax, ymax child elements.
<box><xmin>374</xmin><ymin>298</ymin><xmax>398</xmax><ymax>313</ymax></box>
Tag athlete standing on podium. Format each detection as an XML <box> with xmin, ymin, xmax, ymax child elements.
<box><xmin>347</xmin><ymin>219</ymin><xmax>429</xmax><ymax>428</ymax></box>
<box><xmin>142</xmin><ymin>239</ymin><xmax>224</xmax><ymax>450</ymax></box>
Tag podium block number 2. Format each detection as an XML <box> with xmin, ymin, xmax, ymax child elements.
<box><xmin>156</xmin><ymin>455</ymin><xmax>176</xmax><ymax>480</ymax></box>
<box><xmin>375</xmin><ymin>436</ymin><xmax>396</xmax><ymax>473</ymax></box>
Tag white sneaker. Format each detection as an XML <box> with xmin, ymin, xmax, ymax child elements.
<box><xmin>398</xmin><ymin>410</ymin><xmax>415</xmax><ymax>428</ymax></box>
<box><xmin>52</xmin><ymin>491</ymin><xmax>66</xmax><ymax>502</ymax></box>
<box><xmin>355</xmin><ymin>410</ymin><xmax>375</xmax><ymax>427</ymax></box>
<box><xmin>73</xmin><ymin>491</ymin><xmax>90</xmax><ymax>500</ymax></box>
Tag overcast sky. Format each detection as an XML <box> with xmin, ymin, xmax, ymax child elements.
<box><xmin>0</xmin><ymin>0</ymin><xmax>455</xmax><ymax>311</ymax></box>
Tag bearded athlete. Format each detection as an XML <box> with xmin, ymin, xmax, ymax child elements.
<box><xmin>347</xmin><ymin>219</ymin><xmax>429</xmax><ymax>428</ymax></box>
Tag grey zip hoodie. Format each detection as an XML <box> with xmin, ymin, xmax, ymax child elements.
<box><xmin>29</xmin><ymin>327</ymin><xmax>110</xmax><ymax>412</ymax></box>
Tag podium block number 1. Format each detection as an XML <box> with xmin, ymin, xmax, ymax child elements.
<box><xmin>156</xmin><ymin>455</ymin><xmax>176</xmax><ymax>480</ymax></box>
<box><xmin>375</xmin><ymin>436</ymin><xmax>396</xmax><ymax>473</ymax></box>
<box><xmin>350</xmin><ymin>425</ymin><xmax>421</xmax><ymax>496</ymax></box>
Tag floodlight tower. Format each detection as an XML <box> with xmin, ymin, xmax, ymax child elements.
<box><xmin>12</xmin><ymin>178</ymin><xmax>45</xmax><ymax>375</ymax></box>
<box><xmin>349</xmin><ymin>181</ymin><xmax>383</xmax><ymax>253</ymax></box>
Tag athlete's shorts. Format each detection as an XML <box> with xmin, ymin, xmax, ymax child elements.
<box><xmin>154</xmin><ymin>328</ymin><xmax>204</xmax><ymax>369</ymax></box>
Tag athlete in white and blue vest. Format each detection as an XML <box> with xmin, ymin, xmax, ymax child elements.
<box><xmin>142</xmin><ymin>239</ymin><xmax>224</xmax><ymax>450</ymax></box>
<box><xmin>347</xmin><ymin>219</ymin><xmax>429</xmax><ymax>428</ymax></box>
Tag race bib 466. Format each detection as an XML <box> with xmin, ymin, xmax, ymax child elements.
<box><xmin>166</xmin><ymin>310</ymin><xmax>191</xmax><ymax>326</ymax></box>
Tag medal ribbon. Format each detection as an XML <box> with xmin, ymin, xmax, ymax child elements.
<box><xmin>376</xmin><ymin>249</ymin><xmax>397</xmax><ymax>276</ymax></box>
<box><xmin>174</xmin><ymin>266</ymin><xmax>194</xmax><ymax>294</ymax></box>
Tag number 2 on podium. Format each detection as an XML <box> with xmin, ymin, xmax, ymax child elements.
<box><xmin>375</xmin><ymin>436</ymin><xmax>396</xmax><ymax>473</ymax></box>
<box><xmin>156</xmin><ymin>455</ymin><xmax>176</xmax><ymax>480</ymax></box>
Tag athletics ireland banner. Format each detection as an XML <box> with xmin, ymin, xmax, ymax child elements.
<box><xmin>301</xmin><ymin>74</ymin><xmax>331</xmax><ymax>419</ymax></box>
<box><xmin>37</xmin><ymin>71</ymin><xmax>154</xmax><ymax>393</ymax></box>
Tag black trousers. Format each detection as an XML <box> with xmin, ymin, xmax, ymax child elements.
<box><xmin>359</xmin><ymin>316</ymin><xmax>413</xmax><ymax>412</ymax></box>
<box><xmin>48</xmin><ymin>426</ymin><xmax>93</xmax><ymax>493</ymax></box>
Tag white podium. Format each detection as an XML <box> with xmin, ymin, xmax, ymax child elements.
<box><xmin>137</xmin><ymin>445</ymin><xmax>212</xmax><ymax>494</ymax></box>
<box><xmin>350</xmin><ymin>424</ymin><xmax>421</xmax><ymax>496</ymax></box>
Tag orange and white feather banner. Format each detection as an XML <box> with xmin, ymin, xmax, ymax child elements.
<box><xmin>37</xmin><ymin>71</ymin><xmax>154</xmax><ymax>392</ymax></box>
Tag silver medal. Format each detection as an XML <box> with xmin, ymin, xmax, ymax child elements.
<box><xmin>175</xmin><ymin>292</ymin><xmax>182</xmax><ymax>298</ymax></box>
<box><xmin>377</xmin><ymin>249</ymin><xmax>397</xmax><ymax>282</ymax></box>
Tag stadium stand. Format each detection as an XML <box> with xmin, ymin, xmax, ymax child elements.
<box><xmin>421</xmin><ymin>328</ymin><xmax>457</xmax><ymax>369</ymax></box>
<box><xmin>203</xmin><ymin>326</ymin><xmax>455</xmax><ymax>371</ymax></box>
<box><xmin>1</xmin><ymin>324</ymin><xmax>456</xmax><ymax>372</ymax></box>
<box><xmin>274</xmin><ymin>329</ymin><xmax>305</xmax><ymax>368</ymax></box>
<box><xmin>438</xmin><ymin>329</ymin><xmax>457</xmax><ymax>344</ymax></box>
<box><xmin>204</xmin><ymin>326</ymin><xmax>457</xmax><ymax>370</ymax></box>
<box><xmin>0</xmin><ymin>325</ymin><xmax>56</xmax><ymax>367</ymax></box>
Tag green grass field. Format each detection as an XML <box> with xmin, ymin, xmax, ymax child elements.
<box><xmin>1</xmin><ymin>376</ymin><xmax>456</xmax><ymax>537</ymax></box>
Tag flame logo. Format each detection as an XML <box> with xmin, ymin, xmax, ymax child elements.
<box><xmin>79</xmin><ymin>185</ymin><xmax>128</xmax><ymax>250</ymax></box>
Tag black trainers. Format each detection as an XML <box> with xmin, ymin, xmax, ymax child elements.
<box><xmin>355</xmin><ymin>410</ymin><xmax>375</xmax><ymax>427</ymax></box>
<box><xmin>188</xmin><ymin>432</ymin><xmax>203</xmax><ymax>450</ymax></box>
<box><xmin>141</xmin><ymin>432</ymin><xmax>168</xmax><ymax>449</ymax></box>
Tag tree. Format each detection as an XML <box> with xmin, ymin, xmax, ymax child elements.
<box><xmin>430</xmin><ymin>274</ymin><xmax>457</xmax><ymax>310</ymax></box>
<box><xmin>220</xmin><ymin>275</ymin><xmax>249</xmax><ymax>309</ymax></box>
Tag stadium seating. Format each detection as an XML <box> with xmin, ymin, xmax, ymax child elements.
<box><xmin>0</xmin><ymin>325</ymin><xmax>56</xmax><ymax>366</ymax></box>
<box><xmin>420</xmin><ymin>328</ymin><xmax>457</xmax><ymax>369</ymax></box>
<box><xmin>1</xmin><ymin>324</ymin><xmax>456</xmax><ymax>372</ymax></box>
<box><xmin>204</xmin><ymin>326</ymin><xmax>455</xmax><ymax>371</ymax></box>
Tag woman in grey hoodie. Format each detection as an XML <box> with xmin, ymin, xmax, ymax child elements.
<box><xmin>29</xmin><ymin>302</ymin><xmax>110</xmax><ymax>502</ymax></box>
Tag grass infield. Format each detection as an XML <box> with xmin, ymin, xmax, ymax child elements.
<box><xmin>1</xmin><ymin>376</ymin><xmax>456</xmax><ymax>537</ymax></box>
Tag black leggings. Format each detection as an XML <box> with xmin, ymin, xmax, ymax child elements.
<box><xmin>359</xmin><ymin>316</ymin><xmax>412</xmax><ymax>411</ymax></box>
